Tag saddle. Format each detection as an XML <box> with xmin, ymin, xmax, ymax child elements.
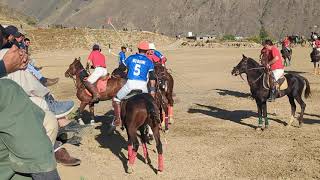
<box><xmin>122</xmin><ymin>90</ymin><xmax>143</xmax><ymax>100</ymax></box>
<box><xmin>84</xmin><ymin>75</ymin><xmax>110</xmax><ymax>96</ymax></box>
<box><xmin>263</xmin><ymin>73</ymin><xmax>288</xmax><ymax>91</ymax></box>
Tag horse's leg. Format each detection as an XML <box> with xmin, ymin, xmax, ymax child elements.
<box><xmin>255</xmin><ymin>99</ymin><xmax>263</xmax><ymax>130</ymax></box>
<box><xmin>294</xmin><ymin>95</ymin><xmax>306</xmax><ymax>127</ymax></box>
<box><xmin>89</xmin><ymin>103</ymin><xmax>95</xmax><ymax>125</ymax></box>
<box><xmin>167</xmin><ymin>77</ymin><xmax>174</xmax><ymax>124</ymax></box>
<box><xmin>139</xmin><ymin>125</ymin><xmax>150</xmax><ymax>164</ymax></box>
<box><xmin>152</xmin><ymin>125</ymin><xmax>163</xmax><ymax>173</ymax></box>
<box><xmin>127</xmin><ymin>127</ymin><xmax>139</xmax><ymax>174</ymax></box>
<box><xmin>262</xmin><ymin>101</ymin><xmax>269</xmax><ymax>129</ymax></box>
<box><xmin>78</xmin><ymin>102</ymin><xmax>87</xmax><ymax>125</ymax></box>
<box><xmin>287</xmin><ymin>96</ymin><xmax>296</xmax><ymax>127</ymax></box>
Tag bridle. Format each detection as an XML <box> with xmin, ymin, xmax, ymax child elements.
<box><xmin>236</xmin><ymin>58</ymin><xmax>266</xmax><ymax>85</ymax></box>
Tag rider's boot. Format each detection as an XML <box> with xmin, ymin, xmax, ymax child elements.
<box><xmin>83</xmin><ymin>81</ymin><xmax>100</xmax><ymax>103</ymax></box>
<box><xmin>268</xmin><ymin>80</ymin><xmax>277</xmax><ymax>102</ymax></box>
<box><xmin>112</xmin><ymin>100</ymin><xmax>122</xmax><ymax>126</ymax></box>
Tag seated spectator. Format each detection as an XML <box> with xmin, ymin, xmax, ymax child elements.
<box><xmin>5</xmin><ymin>25</ymin><xmax>59</xmax><ymax>87</ymax></box>
<box><xmin>0</xmin><ymin>27</ymin><xmax>60</xmax><ymax>179</ymax></box>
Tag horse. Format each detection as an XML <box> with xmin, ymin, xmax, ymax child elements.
<box><xmin>65</xmin><ymin>58</ymin><xmax>126</xmax><ymax>124</ymax></box>
<box><xmin>111</xmin><ymin>63</ymin><xmax>175</xmax><ymax>130</ymax></box>
<box><xmin>121</xmin><ymin>92</ymin><xmax>164</xmax><ymax>174</ymax></box>
<box><xmin>281</xmin><ymin>47</ymin><xmax>292</xmax><ymax>66</ymax></box>
<box><xmin>310</xmin><ymin>48</ymin><xmax>320</xmax><ymax>74</ymax></box>
<box><xmin>154</xmin><ymin>63</ymin><xmax>175</xmax><ymax>127</ymax></box>
<box><xmin>231</xmin><ymin>55</ymin><xmax>311</xmax><ymax>129</ymax></box>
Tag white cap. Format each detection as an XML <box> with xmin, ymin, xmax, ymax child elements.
<box><xmin>149</xmin><ymin>43</ymin><xmax>156</xmax><ymax>50</ymax></box>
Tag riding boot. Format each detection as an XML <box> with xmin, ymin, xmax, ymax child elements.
<box><xmin>112</xmin><ymin>101</ymin><xmax>122</xmax><ymax>126</ymax></box>
<box><xmin>83</xmin><ymin>81</ymin><xmax>100</xmax><ymax>103</ymax></box>
<box><xmin>268</xmin><ymin>80</ymin><xmax>277</xmax><ymax>102</ymax></box>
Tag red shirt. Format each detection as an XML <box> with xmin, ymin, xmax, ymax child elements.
<box><xmin>88</xmin><ymin>50</ymin><xmax>106</xmax><ymax>68</ymax></box>
<box><xmin>315</xmin><ymin>40</ymin><xmax>320</xmax><ymax>48</ymax></box>
<box><xmin>146</xmin><ymin>50</ymin><xmax>161</xmax><ymax>63</ymax></box>
<box><xmin>270</xmin><ymin>46</ymin><xmax>284</xmax><ymax>70</ymax></box>
<box><xmin>282</xmin><ymin>39</ymin><xmax>290</xmax><ymax>47</ymax></box>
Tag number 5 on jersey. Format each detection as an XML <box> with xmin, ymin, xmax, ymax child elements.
<box><xmin>134</xmin><ymin>64</ymin><xmax>141</xmax><ymax>76</ymax></box>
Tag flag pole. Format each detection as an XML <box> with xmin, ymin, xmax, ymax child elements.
<box><xmin>106</xmin><ymin>17</ymin><xmax>128</xmax><ymax>47</ymax></box>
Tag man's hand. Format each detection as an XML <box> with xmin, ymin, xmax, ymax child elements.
<box><xmin>3</xmin><ymin>45</ymin><xmax>28</xmax><ymax>73</ymax></box>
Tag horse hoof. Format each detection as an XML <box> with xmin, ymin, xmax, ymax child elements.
<box><xmin>127</xmin><ymin>166</ymin><xmax>134</xmax><ymax>174</ymax></box>
<box><xmin>299</xmin><ymin>123</ymin><xmax>303</xmax><ymax>128</ymax></box>
<box><xmin>78</xmin><ymin>118</ymin><xmax>85</xmax><ymax>125</ymax></box>
<box><xmin>90</xmin><ymin>120</ymin><xmax>95</xmax><ymax>125</ymax></box>
<box><xmin>256</xmin><ymin>127</ymin><xmax>262</xmax><ymax>131</ymax></box>
<box><xmin>157</xmin><ymin>170</ymin><xmax>163</xmax><ymax>175</ymax></box>
<box><xmin>169</xmin><ymin>117</ymin><xmax>174</xmax><ymax>124</ymax></box>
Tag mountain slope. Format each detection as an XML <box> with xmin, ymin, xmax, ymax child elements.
<box><xmin>1</xmin><ymin>0</ymin><xmax>320</xmax><ymax>38</ymax></box>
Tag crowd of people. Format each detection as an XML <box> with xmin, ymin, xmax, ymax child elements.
<box><xmin>0</xmin><ymin>24</ymin><xmax>89</xmax><ymax>179</ymax></box>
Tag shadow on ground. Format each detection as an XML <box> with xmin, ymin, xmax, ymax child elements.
<box><xmin>303</xmin><ymin>113</ymin><xmax>320</xmax><ymax>124</ymax></box>
<box><xmin>285</xmin><ymin>70</ymin><xmax>307</xmax><ymax>74</ymax></box>
<box><xmin>214</xmin><ymin>88</ymin><xmax>251</xmax><ymax>99</ymax></box>
<box><xmin>188</xmin><ymin>103</ymin><xmax>287</xmax><ymax>128</ymax></box>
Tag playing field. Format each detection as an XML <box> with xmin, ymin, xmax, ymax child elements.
<box><xmin>35</xmin><ymin>46</ymin><xmax>320</xmax><ymax>179</ymax></box>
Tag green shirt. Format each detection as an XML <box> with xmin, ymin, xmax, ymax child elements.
<box><xmin>0</xmin><ymin>79</ymin><xmax>56</xmax><ymax>179</ymax></box>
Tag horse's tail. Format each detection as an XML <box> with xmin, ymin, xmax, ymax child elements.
<box><xmin>303</xmin><ymin>77</ymin><xmax>311</xmax><ymax>98</ymax></box>
<box><xmin>145</xmin><ymin>96</ymin><xmax>161</xmax><ymax>124</ymax></box>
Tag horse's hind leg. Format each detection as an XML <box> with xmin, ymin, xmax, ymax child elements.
<box><xmin>152</xmin><ymin>125</ymin><xmax>164</xmax><ymax>173</ymax></box>
<box><xmin>127</xmin><ymin>128</ymin><xmax>139</xmax><ymax>174</ymax></box>
<box><xmin>139</xmin><ymin>125</ymin><xmax>150</xmax><ymax>164</ymax></box>
<box><xmin>287</xmin><ymin>96</ymin><xmax>296</xmax><ymax>127</ymax></box>
<box><xmin>78</xmin><ymin>102</ymin><xmax>87</xmax><ymax>125</ymax></box>
<box><xmin>89</xmin><ymin>103</ymin><xmax>95</xmax><ymax>125</ymax></box>
<box><xmin>294</xmin><ymin>96</ymin><xmax>306</xmax><ymax>127</ymax></box>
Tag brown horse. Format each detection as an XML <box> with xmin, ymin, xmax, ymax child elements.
<box><xmin>65</xmin><ymin>58</ymin><xmax>126</xmax><ymax>124</ymax></box>
<box><xmin>154</xmin><ymin>63</ymin><xmax>174</xmax><ymax>128</ymax></box>
<box><xmin>111</xmin><ymin>63</ymin><xmax>175</xmax><ymax>130</ymax></box>
<box><xmin>121</xmin><ymin>92</ymin><xmax>163</xmax><ymax>174</ymax></box>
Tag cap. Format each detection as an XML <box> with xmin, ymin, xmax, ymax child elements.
<box><xmin>5</xmin><ymin>25</ymin><xmax>21</xmax><ymax>37</ymax></box>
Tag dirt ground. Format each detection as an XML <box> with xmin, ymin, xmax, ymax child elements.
<box><xmin>34</xmin><ymin>47</ymin><xmax>320</xmax><ymax>180</ymax></box>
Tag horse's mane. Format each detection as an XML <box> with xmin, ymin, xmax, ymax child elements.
<box><xmin>246</xmin><ymin>57</ymin><xmax>260</xmax><ymax>67</ymax></box>
<box><xmin>75</xmin><ymin>59</ymin><xmax>85</xmax><ymax>70</ymax></box>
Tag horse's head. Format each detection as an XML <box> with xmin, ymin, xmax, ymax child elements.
<box><xmin>231</xmin><ymin>54</ymin><xmax>250</xmax><ymax>76</ymax></box>
<box><xmin>111</xmin><ymin>67</ymin><xmax>127</xmax><ymax>79</ymax></box>
<box><xmin>154</xmin><ymin>63</ymin><xmax>168</xmax><ymax>90</ymax></box>
<box><xmin>65</xmin><ymin>57</ymin><xmax>82</xmax><ymax>78</ymax></box>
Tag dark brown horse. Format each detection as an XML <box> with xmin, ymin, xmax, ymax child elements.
<box><xmin>154</xmin><ymin>63</ymin><xmax>174</xmax><ymax>128</ymax></box>
<box><xmin>65</xmin><ymin>58</ymin><xmax>126</xmax><ymax>124</ymax></box>
<box><xmin>121</xmin><ymin>92</ymin><xmax>163</xmax><ymax>174</ymax></box>
<box><xmin>111</xmin><ymin>63</ymin><xmax>175</xmax><ymax>130</ymax></box>
<box><xmin>232</xmin><ymin>55</ymin><xmax>311</xmax><ymax>129</ymax></box>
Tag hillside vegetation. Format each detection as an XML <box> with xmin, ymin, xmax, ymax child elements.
<box><xmin>1</xmin><ymin>0</ymin><xmax>320</xmax><ymax>38</ymax></box>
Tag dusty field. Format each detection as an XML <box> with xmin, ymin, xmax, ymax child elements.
<box><xmin>35</xmin><ymin>47</ymin><xmax>320</xmax><ymax>180</ymax></box>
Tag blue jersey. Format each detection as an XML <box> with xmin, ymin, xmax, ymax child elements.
<box><xmin>154</xmin><ymin>50</ymin><xmax>164</xmax><ymax>59</ymax></box>
<box><xmin>119</xmin><ymin>51</ymin><xmax>126</xmax><ymax>65</ymax></box>
<box><xmin>124</xmin><ymin>54</ymin><xmax>154</xmax><ymax>81</ymax></box>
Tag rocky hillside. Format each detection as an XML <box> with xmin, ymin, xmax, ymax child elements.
<box><xmin>25</xmin><ymin>28</ymin><xmax>175</xmax><ymax>52</ymax></box>
<box><xmin>1</xmin><ymin>0</ymin><xmax>320</xmax><ymax>38</ymax></box>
